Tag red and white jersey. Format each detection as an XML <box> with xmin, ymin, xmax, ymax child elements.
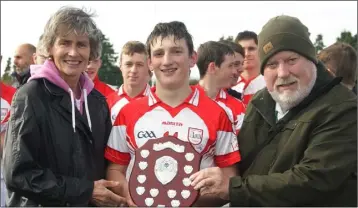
<box><xmin>214</xmin><ymin>89</ymin><xmax>246</xmax><ymax>135</ymax></box>
<box><xmin>105</xmin><ymin>86</ymin><xmax>241</xmax><ymax>179</ymax></box>
<box><xmin>93</xmin><ymin>76</ymin><xmax>116</xmax><ymax>98</ymax></box>
<box><xmin>231</xmin><ymin>75</ymin><xmax>266</xmax><ymax>106</ymax></box>
<box><xmin>196</xmin><ymin>85</ymin><xmax>246</xmax><ymax>135</ymax></box>
<box><xmin>106</xmin><ymin>84</ymin><xmax>151</xmax><ymax>124</ymax></box>
<box><xmin>1</xmin><ymin>82</ymin><xmax>16</xmax><ymax>132</ymax></box>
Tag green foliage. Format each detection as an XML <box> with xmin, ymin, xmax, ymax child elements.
<box><xmin>219</xmin><ymin>36</ymin><xmax>234</xmax><ymax>42</ymax></box>
<box><xmin>314</xmin><ymin>34</ymin><xmax>325</xmax><ymax>53</ymax></box>
<box><xmin>97</xmin><ymin>34</ymin><xmax>123</xmax><ymax>87</ymax></box>
<box><xmin>336</xmin><ymin>31</ymin><xmax>357</xmax><ymax>50</ymax></box>
<box><xmin>1</xmin><ymin>57</ymin><xmax>13</xmax><ymax>84</ymax></box>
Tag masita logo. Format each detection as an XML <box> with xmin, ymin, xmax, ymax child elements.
<box><xmin>161</xmin><ymin>121</ymin><xmax>183</xmax><ymax>126</ymax></box>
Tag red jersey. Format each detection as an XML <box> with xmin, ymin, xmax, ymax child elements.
<box><xmin>196</xmin><ymin>85</ymin><xmax>246</xmax><ymax>135</ymax></box>
<box><xmin>1</xmin><ymin>82</ymin><xmax>16</xmax><ymax>132</ymax></box>
<box><xmin>105</xmin><ymin>86</ymin><xmax>241</xmax><ymax>178</ymax></box>
<box><xmin>106</xmin><ymin>84</ymin><xmax>151</xmax><ymax>124</ymax></box>
<box><xmin>93</xmin><ymin>76</ymin><xmax>116</xmax><ymax>98</ymax></box>
<box><xmin>231</xmin><ymin>74</ymin><xmax>266</xmax><ymax>106</ymax></box>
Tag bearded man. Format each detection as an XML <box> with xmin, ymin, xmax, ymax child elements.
<box><xmin>189</xmin><ymin>15</ymin><xmax>357</xmax><ymax>207</ymax></box>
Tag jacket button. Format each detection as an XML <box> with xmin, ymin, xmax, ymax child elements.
<box><xmin>66</xmin><ymin>202</ymin><xmax>70</xmax><ymax>206</ymax></box>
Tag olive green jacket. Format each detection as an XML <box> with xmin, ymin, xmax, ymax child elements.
<box><xmin>230</xmin><ymin>62</ymin><xmax>357</xmax><ymax>206</ymax></box>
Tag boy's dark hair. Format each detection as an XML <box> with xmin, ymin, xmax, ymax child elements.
<box><xmin>317</xmin><ymin>42</ymin><xmax>357</xmax><ymax>86</ymax></box>
<box><xmin>234</xmin><ymin>30</ymin><xmax>258</xmax><ymax>45</ymax></box>
<box><xmin>219</xmin><ymin>40</ymin><xmax>245</xmax><ymax>57</ymax></box>
<box><xmin>146</xmin><ymin>21</ymin><xmax>194</xmax><ymax>58</ymax></box>
<box><xmin>196</xmin><ymin>41</ymin><xmax>234</xmax><ymax>79</ymax></box>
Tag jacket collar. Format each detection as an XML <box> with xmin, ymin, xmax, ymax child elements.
<box><xmin>42</xmin><ymin>79</ymin><xmax>93</xmax><ymax>138</ymax></box>
<box><xmin>43</xmin><ymin>78</ymin><xmax>67</xmax><ymax>96</ymax></box>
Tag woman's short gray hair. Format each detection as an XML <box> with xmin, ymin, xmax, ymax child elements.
<box><xmin>39</xmin><ymin>6</ymin><xmax>102</xmax><ymax>61</ymax></box>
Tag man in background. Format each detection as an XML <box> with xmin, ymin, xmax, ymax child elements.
<box><xmin>232</xmin><ymin>31</ymin><xmax>266</xmax><ymax>105</ymax></box>
<box><xmin>317</xmin><ymin>42</ymin><xmax>357</xmax><ymax>94</ymax></box>
<box><xmin>106</xmin><ymin>41</ymin><xmax>151</xmax><ymax>124</ymax></box>
<box><xmin>196</xmin><ymin>41</ymin><xmax>246</xmax><ymax>134</ymax></box>
<box><xmin>33</xmin><ymin>35</ymin><xmax>47</xmax><ymax>65</ymax></box>
<box><xmin>12</xmin><ymin>43</ymin><xmax>36</xmax><ymax>87</ymax></box>
<box><xmin>86</xmin><ymin>56</ymin><xmax>116</xmax><ymax>97</ymax></box>
<box><xmin>219</xmin><ymin>40</ymin><xmax>245</xmax><ymax>100</ymax></box>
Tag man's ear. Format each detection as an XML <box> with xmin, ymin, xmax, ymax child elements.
<box><xmin>147</xmin><ymin>58</ymin><xmax>154</xmax><ymax>72</ymax></box>
<box><xmin>207</xmin><ymin>62</ymin><xmax>217</xmax><ymax>75</ymax></box>
<box><xmin>189</xmin><ymin>51</ymin><xmax>197</xmax><ymax>68</ymax></box>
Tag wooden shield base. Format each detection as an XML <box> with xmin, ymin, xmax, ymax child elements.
<box><xmin>129</xmin><ymin>136</ymin><xmax>201</xmax><ymax>207</ymax></box>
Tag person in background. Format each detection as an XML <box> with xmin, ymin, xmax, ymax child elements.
<box><xmin>219</xmin><ymin>40</ymin><xmax>245</xmax><ymax>100</ymax></box>
<box><xmin>106</xmin><ymin>41</ymin><xmax>151</xmax><ymax>124</ymax></box>
<box><xmin>231</xmin><ymin>31</ymin><xmax>266</xmax><ymax>105</ymax></box>
<box><xmin>317</xmin><ymin>42</ymin><xmax>357</xmax><ymax>94</ymax></box>
<box><xmin>32</xmin><ymin>35</ymin><xmax>47</xmax><ymax>65</ymax></box>
<box><xmin>11</xmin><ymin>43</ymin><xmax>36</xmax><ymax>87</ymax></box>
<box><xmin>86</xmin><ymin>56</ymin><xmax>116</xmax><ymax>97</ymax></box>
<box><xmin>29</xmin><ymin>35</ymin><xmax>48</xmax><ymax>78</ymax></box>
<box><xmin>196</xmin><ymin>41</ymin><xmax>246</xmax><ymax>134</ymax></box>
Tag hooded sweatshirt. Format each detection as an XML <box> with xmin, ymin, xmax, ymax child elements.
<box><xmin>28</xmin><ymin>60</ymin><xmax>94</xmax><ymax>132</ymax></box>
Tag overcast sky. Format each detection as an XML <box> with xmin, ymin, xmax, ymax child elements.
<box><xmin>1</xmin><ymin>1</ymin><xmax>357</xmax><ymax>79</ymax></box>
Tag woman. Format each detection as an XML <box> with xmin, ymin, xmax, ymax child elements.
<box><xmin>3</xmin><ymin>7</ymin><xmax>126</xmax><ymax>207</ymax></box>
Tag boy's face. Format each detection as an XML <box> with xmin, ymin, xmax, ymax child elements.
<box><xmin>230</xmin><ymin>52</ymin><xmax>244</xmax><ymax>86</ymax></box>
<box><xmin>214</xmin><ymin>54</ymin><xmax>237</xmax><ymax>89</ymax></box>
<box><xmin>148</xmin><ymin>35</ymin><xmax>196</xmax><ymax>90</ymax></box>
<box><xmin>121</xmin><ymin>53</ymin><xmax>150</xmax><ymax>87</ymax></box>
<box><xmin>238</xmin><ymin>39</ymin><xmax>259</xmax><ymax>70</ymax></box>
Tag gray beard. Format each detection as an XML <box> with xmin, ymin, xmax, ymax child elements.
<box><xmin>269</xmin><ymin>66</ymin><xmax>317</xmax><ymax>113</ymax></box>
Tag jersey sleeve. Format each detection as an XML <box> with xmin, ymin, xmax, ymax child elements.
<box><xmin>214</xmin><ymin>110</ymin><xmax>241</xmax><ymax>168</ymax></box>
<box><xmin>104</xmin><ymin>109</ymin><xmax>131</xmax><ymax>165</ymax></box>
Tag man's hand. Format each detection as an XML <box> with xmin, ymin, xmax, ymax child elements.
<box><xmin>190</xmin><ymin>167</ymin><xmax>230</xmax><ymax>200</ymax></box>
<box><xmin>90</xmin><ymin>179</ymin><xmax>135</xmax><ymax>207</ymax></box>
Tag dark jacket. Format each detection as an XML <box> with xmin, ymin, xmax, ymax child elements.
<box><xmin>11</xmin><ymin>69</ymin><xmax>31</xmax><ymax>88</ymax></box>
<box><xmin>229</xmin><ymin>62</ymin><xmax>357</xmax><ymax>206</ymax></box>
<box><xmin>352</xmin><ymin>83</ymin><xmax>357</xmax><ymax>95</ymax></box>
<box><xmin>3</xmin><ymin>60</ymin><xmax>112</xmax><ymax>206</ymax></box>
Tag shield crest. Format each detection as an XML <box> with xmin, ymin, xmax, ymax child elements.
<box><xmin>129</xmin><ymin>136</ymin><xmax>201</xmax><ymax>207</ymax></box>
<box><xmin>154</xmin><ymin>156</ymin><xmax>178</xmax><ymax>185</ymax></box>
